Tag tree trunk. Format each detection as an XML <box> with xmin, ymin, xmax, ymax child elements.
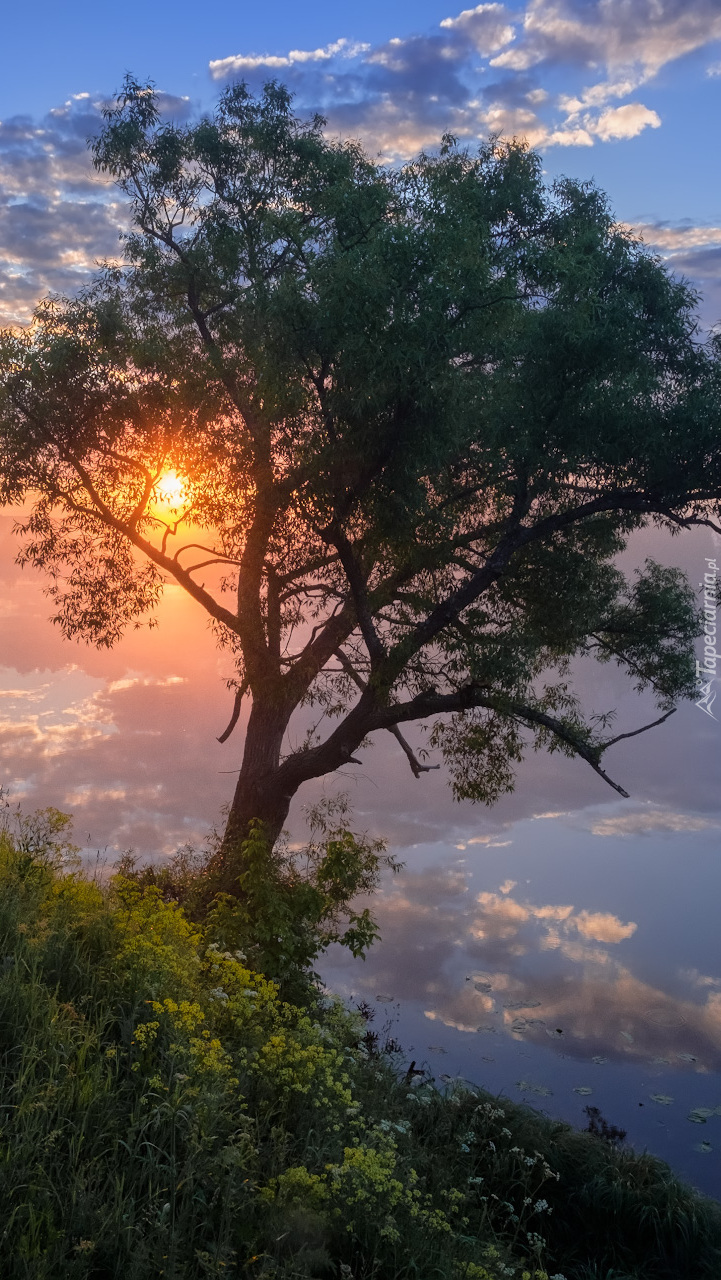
<box><xmin>211</xmin><ymin>683</ymin><xmax>379</xmax><ymax>896</ymax></box>
<box><xmin>214</xmin><ymin>697</ymin><xmax>294</xmax><ymax>892</ymax></box>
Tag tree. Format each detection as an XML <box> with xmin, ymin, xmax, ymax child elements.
<box><xmin>1</xmin><ymin>78</ymin><xmax>719</xmax><ymax>892</ymax></box>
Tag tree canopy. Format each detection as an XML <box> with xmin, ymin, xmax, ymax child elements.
<box><xmin>1</xmin><ymin>78</ymin><xmax>719</xmax><ymax>888</ymax></box>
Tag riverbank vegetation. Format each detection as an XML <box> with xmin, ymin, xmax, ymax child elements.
<box><xmin>1</xmin><ymin>808</ymin><xmax>720</xmax><ymax>1279</ymax></box>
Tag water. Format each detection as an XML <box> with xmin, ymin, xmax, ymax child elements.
<box><xmin>320</xmin><ymin>809</ymin><xmax>721</xmax><ymax>1199</ymax></box>
<box><xmin>0</xmin><ymin>509</ymin><xmax>719</xmax><ymax>1198</ymax></box>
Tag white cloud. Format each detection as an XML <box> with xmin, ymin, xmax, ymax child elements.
<box><xmin>3</xmin><ymin>2</ymin><xmax>719</xmax><ymax>331</ymax></box>
<box><xmin>590</xmin><ymin>809</ymin><xmax>716</xmax><ymax>837</ymax></box>
<box><xmin>573</xmin><ymin>909</ymin><xmax>637</xmax><ymax>943</ymax></box>
<box><xmin>547</xmin><ymin>125</ymin><xmax>593</xmax><ymax>146</ymax></box>
<box><xmin>588</xmin><ymin>102</ymin><xmax>661</xmax><ymax>141</ymax></box>
<box><xmin>207</xmin><ymin>1</ymin><xmax>720</xmax><ymax>163</ymax></box>
<box><xmin>506</xmin><ymin>0</ymin><xmax>721</xmax><ymax>81</ymax></box>
<box><xmin>209</xmin><ymin>38</ymin><xmax>369</xmax><ymax>80</ymax></box>
<box><xmin>626</xmin><ymin>223</ymin><xmax>721</xmax><ymax>252</ymax></box>
<box><xmin>440</xmin><ymin>4</ymin><xmax>517</xmax><ymax>55</ymax></box>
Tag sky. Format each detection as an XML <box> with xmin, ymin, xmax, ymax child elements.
<box><xmin>2</xmin><ymin>0</ymin><xmax>721</xmax><ymax>329</ymax></box>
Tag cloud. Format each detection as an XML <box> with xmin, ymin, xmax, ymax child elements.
<box><xmin>573</xmin><ymin>909</ymin><xmax>637</xmax><ymax>943</ymax></box>
<box><xmin>628</xmin><ymin>223</ymin><xmax>721</xmax><ymax>252</ymax></box>
<box><xmin>208</xmin><ymin>1</ymin><xmax>721</xmax><ymax>162</ymax></box>
<box><xmin>323</xmin><ymin>860</ymin><xmax>721</xmax><ymax>1070</ymax></box>
<box><xmin>209</xmin><ymin>38</ymin><xmax>370</xmax><ymax>80</ymax></box>
<box><xmin>0</xmin><ymin>92</ymin><xmax>190</xmax><ymax>327</ymax></box>
<box><xmin>490</xmin><ymin>0</ymin><xmax>721</xmax><ymax>82</ymax></box>
<box><xmin>590</xmin><ymin>809</ymin><xmax>717</xmax><ymax>837</ymax></box>
<box><xmin>617</xmin><ymin>221</ymin><xmax>721</xmax><ymax>330</ymax></box>
<box><xmin>439</xmin><ymin>4</ymin><xmax>517</xmax><ymax>56</ymax></box>
<box><xmin>471</xmin><ymin>887</ymin><xmax>635</xmax><ymax>949</ymax></box>
<box><xmin>2</xmin><ymin>5</ymin><xmax>719</xmax><ymax>327</ymax></box>
<box><xmin>588</xmin><ymin>102</ymin><xmax>661</xmax><ymax>141</ymax></box>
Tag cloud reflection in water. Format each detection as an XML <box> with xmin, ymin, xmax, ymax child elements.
<box><xmin>326</xmin><ymin>857</ymin><xmax>721</xmax><ymax>1076</ymax></box>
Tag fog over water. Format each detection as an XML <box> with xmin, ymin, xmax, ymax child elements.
<box><xmin>0</xmin><ymin>507</ymin><xmax>720</xmax><ymax>1197</ymax></box>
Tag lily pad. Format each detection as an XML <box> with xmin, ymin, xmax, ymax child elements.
<box><xmin>473</xmin><ymin>979</ymin><xmax>493</xmax><ymax>992</ymax></box>
<box><xmin>573</xmin><ymin>1086</ymin><xmax>593</xmax><ymax>1096</ymax></box>
<box><xmin>649</xmin><ymin>1094</ymin><xmax>674</xmax><ymax>1106</ymax></box>
<box><xmin>592</xmin><ymin>1056</ymin><xmax>608</xmax><ymax>1065</ymax></box>
<box><xmin>376</xmin><ymin>994</ymin><xmax>394</xmax><ymax>1002</ymax></box>
<box><xmin>427</xmin><ymin>1045</ymin><xmax>448</xmax><ymax>1054</ymax></box>
<box><xmin>694</xmin><ymin>1141</ymin><xmax>713</xmax><ymax>1154</ymax></box>
<box><xmin>688</xmin><ymin>1107</ymin><xmax>714</xmax><ymax>1124</ymax></box>
<box><xmin>677</xmin><ymin>1053</ymin><xmax>698</xmax><ymax>1063</ymax></box>
<box><xmin>620</xmin><ymin>1031</ymin><xmax>635</xmax><ymax>1043</ymax></box>
<box><xmin>517</xmin><ymin>1080</ymin><xmax>553</xmax><ymax>1097</ymax></box>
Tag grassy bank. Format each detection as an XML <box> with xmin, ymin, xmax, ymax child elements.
<box><xmin>0</xmin><ymin>812</ymin><xmax>719</xmax><ymax>1279</ymax></box>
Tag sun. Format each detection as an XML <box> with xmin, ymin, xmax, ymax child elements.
<box><xmin>153</xmin><ymin>469</ymin><xmax>187</xmax><ymax>510</ymax></box>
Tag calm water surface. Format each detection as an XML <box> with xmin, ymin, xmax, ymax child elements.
<box><xmin>320</xmin><ymin>810</ymin><xmax>721</xmax><ymax>1199</ymax></box>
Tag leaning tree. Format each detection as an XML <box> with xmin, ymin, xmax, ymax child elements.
<box><xmin>1</xmin><ymin>79</ymin><xmax>719</xmax><ymax>891</ymax></box>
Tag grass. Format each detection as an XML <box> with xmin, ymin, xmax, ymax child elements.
<box><xmin>0</xmin><ymin>808</ymin><xmax>719</xmax><ymax>1279</ymax></box>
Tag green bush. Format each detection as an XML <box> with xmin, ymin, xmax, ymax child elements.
<box><xmin>0</xmin><ymin>811</ymin><xmax>719</xmax><ymax>1279</ymax></box>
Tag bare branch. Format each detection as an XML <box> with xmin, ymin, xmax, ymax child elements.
<box><xmin>388</xmin><ymin>724</ymin><xmax>441</xmax><ymax>778</ymax></box>
<box><xmin>217</xmin><ymin>677</ymin><xmax>250</xmax><ymax>743</ymax></box>
<box><xmin>601</xmin><ymin>707</ymin><xmax>676</xmax><ymax>749</ymax></box>
<box><xmin>173</xmin><ymin>542</ymin><xmax>241</xmax><ymax>567</ymax></box>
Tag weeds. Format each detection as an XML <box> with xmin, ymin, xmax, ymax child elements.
<box><xmin>0</xmin><ymin>814</ymin><xmax>719</xmax><ymax>1278</ymax></box>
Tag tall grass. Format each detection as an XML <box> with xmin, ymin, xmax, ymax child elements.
<box><xmin>0</xmin><ymin>812</ymin><xmax>719</xmax><ymax>1279</ymax></box>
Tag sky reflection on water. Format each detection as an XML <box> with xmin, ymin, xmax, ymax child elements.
<box><xmin>320</xmin><ymin>815</ymin><xmax>721</xmax><ymax>1198</ymax></box>
<box><xmin>0</xmin><ymin>510</ymin><xmax>719</xmax><ymax>1196</ymax></box>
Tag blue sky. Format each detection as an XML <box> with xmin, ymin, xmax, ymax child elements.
<box><xmin>1</xmin><ymin>0</ymin><xmax>721</xmax><ymax>329</ymax></box>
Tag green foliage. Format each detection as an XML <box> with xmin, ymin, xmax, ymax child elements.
<box><xmin>121</xmin><ymin>798</ymin><xmax>398</xmax><ymax>1001</ymax></box>
<box><xmin>0</xmin><ymin>815</ymin><xmax>720</xmax><ymax>1278</ymax></box>
<box><xmin>206</xmin><ymin>809</ymin><xmax>393</xmax><ymax>992</ymax></box>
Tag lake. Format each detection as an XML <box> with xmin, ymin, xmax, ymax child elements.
<box><xmin>0</xmin><ymin>509</ymin><xmax>719</xmax><ymax>1199</ymax></box>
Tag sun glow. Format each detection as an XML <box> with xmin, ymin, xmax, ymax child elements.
<box><xmin>153</xmin><ymin>469</ymin><xmax>187</xmax><ymax>511</ymax></box>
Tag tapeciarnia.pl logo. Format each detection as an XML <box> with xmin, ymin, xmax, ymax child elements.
<box><xmin>696</xmin><ymin>557</ymin><xmax>718</xmax><ymax>720</ymax></box>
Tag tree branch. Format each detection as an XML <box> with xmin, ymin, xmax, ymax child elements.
<box><xmin>59</xmin><ymin>451</ymin><xmax>242</xmax><ymax>637</ymax></box>
<box><xmin>601</xmin><ymin>707</ymin><xmax>676</xmax><ymax>749</ymax></box>
<box><xmin>331</xmin><ymin>529</ymin><xmax>385</xmax><ymax>667</ymax></box>
<box><xmin>217</xmin><ymin>677</ymin><xmax>250</xmax><ymax>743</ymax></box>
<box><xmin>333</xmin><ymin>648</ymin><xmax>439</xmax><ymax>778</ymax></box>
